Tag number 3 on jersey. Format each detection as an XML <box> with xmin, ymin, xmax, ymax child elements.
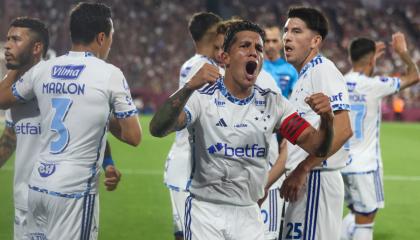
<box><xmin>50</xmin><ymin>98</ymin><xmax>72</xmax><ymax>154</ymax></box>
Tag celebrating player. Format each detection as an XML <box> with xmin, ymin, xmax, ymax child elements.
<box><xmin>164</xmin><ymin>11</ymin><xmax>222</xmax><ymax>240</ymax></box>
<box><xmin>273</xmin><ymin>7</ymin><xmax>353</xmax><ymax>240</ymax></box>
<box><xmin>0</xmin><ymin>3</ymin><xmax>141</xmax><ymax>240</ymax></box>
<box><xmin>150</xmin><ymin>20</ymin><xmax>334</xmax><ymax>240</ymax></box>
<box><xmin>340</xmin><ymin>33</ymin><xmax>419</xmax><ymax>240</ymax></box>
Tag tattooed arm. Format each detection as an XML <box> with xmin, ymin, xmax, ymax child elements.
<box><xmin>149</xmin><ymin>63</ymin><xmax>220</xmax><ymax>137</ymax></box>
<box><xmin>0</xmin><ymin>126</ymin><xmax>17</xmax><ymax>168</ymax></box>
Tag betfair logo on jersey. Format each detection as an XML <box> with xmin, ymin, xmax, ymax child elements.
<box><xmin>38</xmin><ymin>162</ymin><xmax>56</xmax><ymax>178</ymax></box>
<box><xmin>207</xmin><ymin>142</ymin><xmax>266</xmax><ymax>158</ymax></box>
<box><xmin>15</xmin><ymin>122</ymin><xmax>41</xmax><ymax>135</ymax></box>
<box><xmin>51</xmin><ymin>65</ymin><xmax>85</xmax><ymax>80</ymax></box>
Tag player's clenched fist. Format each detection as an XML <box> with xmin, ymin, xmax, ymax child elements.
<box><xmin>392</xmin><ymin>32</ymin><xmax>407</xmax><ymax>55</ymax></box>
<box><xmin>187</xmin><ymin>63</ymin><xmax>220</xmax><ymax>90</ymax></box>
<box><xmin>305</xmin><ymin>93</ymin><xmax>332</xmax><ymax>116</ymax></box>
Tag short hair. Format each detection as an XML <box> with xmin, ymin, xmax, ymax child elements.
<box><xmin>188</xmin><ymin>12</ymin><xmax>222</xmax><ymax>42</ymax></box>
<box><xmin>287</xmin><ymin>7</ymin><xmax>329</xmax><ymax>40</ymax></box>
<box><xmin>216</xmin><ymin>17</ymin><xmax>243</xmax><ymax>35</ymax></box>
<box><xmin>349</xmin><ymin>37</ymin><xmax>376</xmax><ymax>62</ymax></box>
<box><xmin>70</xmin><ymin>2</ymin><xmax>112</xmax><ymax>45</ymax></box>
<box><xmin>10</xmin><ymin>17</ymin><xmax>49</xmax><ymax>58</ymax></box>
<box><xmin>223</xmin><ymin>20</ymin><xmax>266</xmax><ymax>52</ymax></box>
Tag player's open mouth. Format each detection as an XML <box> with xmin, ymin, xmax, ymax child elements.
<box><xmin>245</xmin><ymin>61</ymin><xmax>258</xmax><ymax>77</ymax></box>
<box><xmin>284</xmin><ymin>45</ymin><xmax>293</xmax><ymax>53</ymax></box>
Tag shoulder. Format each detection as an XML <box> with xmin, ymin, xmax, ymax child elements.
<box><xmin>254</xmin><ymin>84</ymin><xmax>277</xmax><ymax>97</ymax></box>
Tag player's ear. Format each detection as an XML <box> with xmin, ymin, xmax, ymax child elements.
<box><xmin>96</xmin><ymin>32</ymin><xmax>106</xmax><ymax>46</ymax></box>
<box><xmin>222</xmin><ymin>51</ymin><xmax>230</xmax><ymax>68</ymax></box>
<box><xmin>32</xmin><ymin>42</ymin><xmax>43</xmax><ymax>57</ymax></box>
<box><xmin>310</xmin><ymin>35</ymin><xmax>322</xmax><ymax>49</ymax></box>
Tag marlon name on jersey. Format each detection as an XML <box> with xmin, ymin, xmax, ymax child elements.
<box><xmin>207</xmin><ymin>142</ymin><xmax>266</xmax><ymax>158</ymax></box>
<box><xmin>42</xmin><ymin>65</ymin><xmax>86</xmax><ymax>95</ymax></box>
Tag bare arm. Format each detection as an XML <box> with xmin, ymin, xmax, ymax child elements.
<box><xmin>0</xmin><ymin>70</ymin><xmax>20</xmax><ymax>109</ymax></box>
<box><xmin>109</xmin><ymin>116</ymin><xmax>141</xmax><ymax>146</ymax></box>
<box><xmin>392</xmin><ymin>32</ymin><xmax>420</xmax><ymax>90</ymax></box>
<box><xmin>149</xmin><ymin>63</ymin><xmax>220</xmax><ymax>137</ymax></box>
<box><xmin>0</xmin><ymin>126</ymin><xmax>17</xmax><ymax>168</ymax></box>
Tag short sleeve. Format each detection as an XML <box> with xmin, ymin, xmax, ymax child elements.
<box><xmin>109</xmin><ymin>68</ymin><xmax>138</xmax><ymax>118</ymax></box>
<box><xmin>12</xmin><ymin>62</ymin><xmax>40</xmax><ymax>102</ymax></box>
<box><xmin>312</xmin><ymin>63</ymin><xmax>350</xmax><ymax>112</ymax></box>
<box><xmin>370</xmin><ymin>76</ymin><xmax>400</xmax><ymax>98</ymax></box>
<box><xmin>183</xmin><ymin>91</ymin><xmax>201</xmax><ymax>128</ymax></box>
<box><xmin>5</xmin><ymin>109</ymin><xmax>14</xmax><ymax>128</ymax></box>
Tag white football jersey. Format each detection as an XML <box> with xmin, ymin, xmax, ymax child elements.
<box><xmin>12</xmin><ymin>51</ymin><xmax>137</xmax><ymax>197</ymax></box>
<box><xmin>164</xmin><ymin>54</ymin><xmax>220</xmax><ymax>191</ymax></box>
<box><xmin>341</xmin><ymin>71</ymin><xmax>400</xmax><ymax>173</ymax></box>
<box><xmin>5</xmin><ymin>99</ymin><xmax>41</xmax><ymax>210</ymax></box>
<box><xmin>287</xmin><ymin>54</ymin><xmax>350</xmax><ymax>170</ymax></box>
<box><xmin>183</xmin><ymin>77</ymin><xmax>308</xmax><ymax>206</ymax></box>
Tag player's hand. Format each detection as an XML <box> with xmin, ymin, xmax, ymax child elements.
<box><xmin>280</xmin><ymin>166</ymin><xmax>308</xmax><ymax>202</ymax></box>
<box><xmin>257</xmin><ymin>187</ymin><xmax>269</xmax><ymax>207</ymax></box>
<box><xmin>374</xmin><ymin>41</ymin><xmax>386</xmax><ymax>60</ymax></box>
<box><xmin>186</xmin><ymin>63</ymin><xmax>220</xmax><ymax>90</ymax></box>
<box><xmin>104</xmin><ymin>165</ymin><xmax>122</xmax><ymax>191</ymax></box>
<box><xmin>305</xmin><ymin>93</ymin><xmax>332</xmax><ymax>117</ymax></box>
<box><xmin>392</xmin><ymin>32</ymin><xmax>408</xmax><ymax>55</ymax></box>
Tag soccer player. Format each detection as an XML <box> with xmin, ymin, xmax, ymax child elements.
<box><xmin>274</xmin><ymin>7</ymin><xmax>353</xmax><ymax>240</ymax></box>
<box><xmin>0</xmin><ymin>3</ymin><xmax>141</xmax><ymax>240</ymax></box>
<box><xmin>164</xmin><ymin>11</ymin><xmax>222</xmax><ymax>240</ymax></box>
<box><xmin>263</xmin><ymin>25</ymin><xmax>298</xmax><ymax>98</ymax></box>
<box><xmin>340</xmin><ymin>33</ymin><xmax>419</xmax><ymax>240</ymax></box>
<box><xmin>150</xmin><ymin>20</ymin><xmax>335</xmax><ymax>240</ymax></box>
<box><xmin>0</xmin><ymin>17</ymin><xmax>123</xmax><ymax>239</ymax></box>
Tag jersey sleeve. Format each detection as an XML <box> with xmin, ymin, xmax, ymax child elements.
<box><xmin>370</xmin><ymin>76</ymin><xmax>400</xmax><ymax>98</ymax></box>
<box><xmin>12</xmin><ymin>62</ymin><xmax>41</xmax><ymax>102</ymax></box>
<box><xmin>183</xmin><ymin>91</ymin><xmax>201</xmax><ymax>128</ymax></box>
<box><xmin>312</xmin><ymin>63</ymin><xmax>350</xmax><ymax>112</ymax></box>
<box><xmin>275</xmin><ymin>95</ymin><xmax>310</xmax><ymax>144</ymax></box>
<box><xmin>108</xmin><ymin>68</ymin><xmax>138</xmax><ymax>118</ymax></box>
<box><xmin>179</xmin><ymin>60</ymin><xmax>206</xmax><ymax>88</ymax></box>
<box><xmin>5</xmin><ymin>109</ymin><xmax>14</xmax><ymax>128</ymax></box>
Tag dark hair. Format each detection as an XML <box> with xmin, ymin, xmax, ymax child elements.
<box><xmin>188</xmin><ymin>12</ymin><xmax>222</xmax><ymax>42</ymax></box>
<box><xmin>223</xmin><ymin>20</ymin><xmax>266</xmax><ymax>52</ymax></box>
<box><xmin>287</xmin><ymin>7</ymin><xmax>328</xmax><ymax>40</ymax></box>
<box><xmin>70</xmin><ymin>2</ymin><xmax>112</xmax><ymax>45</ymax></box>
<box><xmin>349</xmin><ymin>37</ymin><xmax>376</xmax><ymax>62</ymax></box>
<box><xmin>10</xmin><ymin>17</ymin><xmax>49</xmax><ymax>58</ymax></box>
<box><xmin>216</xmin><ymin>17</ymin><xmax>243</xmax><ymax>35</ymax></box>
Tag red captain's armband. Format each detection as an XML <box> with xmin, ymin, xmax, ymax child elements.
<box><xmin>278</xmin><ymin>112</ymin><xmax>310</xmax><ymax>144</ymax></box>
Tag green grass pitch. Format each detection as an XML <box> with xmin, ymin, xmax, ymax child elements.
<box><xmin>0</xmin><ymin>117</ymin><xmax>419</xmax><ymax>239</ymax></box>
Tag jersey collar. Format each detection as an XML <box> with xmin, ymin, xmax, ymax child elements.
<box><xmin>66</xmin><ymin>51</ymin><xmax>95</xmax><ymax>57</ymax></box>
<box><xmin>219</xmin><ymin>77</ymin><xmax>255</xmax><ymax>105</ymax></box>
<box><xmin>299</xmin><ymin>54</ymin><xmax>323</xmax><ymax>76</ymax></box>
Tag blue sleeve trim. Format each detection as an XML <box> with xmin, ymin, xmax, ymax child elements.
<box><xmin>332</xmin><ymin>103</ymin><xmax>350</xmax><ymax>111</ymax></box>
<box><xmin>102</xmin><ymin>156</ymin><xmax>115</xmax><ymax>170</ymax></box>
<box><xmin>12</xmin><ymin>83</ymin><xmax>27</xmax><ymax>102</ymax></box>
<box><xmin>113</xmin><ymin>109</ymin><xmax>138</xmax><ymax>119</ymax></box>
<box><xmin>5</xmin><ymin>120</ymin><xmax>14</xmax><ymax>128</ymax></box>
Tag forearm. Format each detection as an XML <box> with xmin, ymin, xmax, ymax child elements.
<box><xmin>149</xmin><ymin>84</ymin><xmax>194</xmax><ymax>137</ymax></box>
<box><xmin>314</xmin><ymin>113</ymin><xmax>334</xmax><ymax>157</ymax></box>
<box><xmin>0</xmin><ymin>128</ymin><xmax>16</xmax><ymax>168</ymax></box>
<box><xmin>266</xmin><ymin>140</ymin><xmax>287</xmax><ymax>189</ymax></box>
<box><xmin>399</xmin><ymin>51</ymin><xmax>420</xmax><ymax>84</ymax></box>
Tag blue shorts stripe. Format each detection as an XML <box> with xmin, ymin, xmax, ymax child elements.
<box><xmin>184</xmin><ymin>196</ymin><xmax>193</xmax><ymax>240</ymax></box>
<box><xmin>269</xmin><ymin>190</ymin><xmax>274</xmax><ymax>231</ymax></box>
<box><xmin>311</xmin><ymin>171</ymin><xmax>321</xmax><ymax>240</ymax></box>
<box><xmin>307</xmin><ymin>171</ymin><xmax>317</xmax><ymax>240</ymax></box>
<box><xmin>274</xmin><ymin>189</ymin><xmax>278</xmax><ymax>231</ymax></box>
<box><xmin>303</xmin><ymin>171</ymin><xmax>314</xmax><ymax>240</ymax></box>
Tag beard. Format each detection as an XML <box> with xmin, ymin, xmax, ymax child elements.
<box><xmin>5</xmin><ymin>49</ymin><xmax>33</xmax><ymax>70</ymax></box>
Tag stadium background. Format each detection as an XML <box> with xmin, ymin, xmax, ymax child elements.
<box><xmin>0</xmin><ymin>0</ymin><xmax>419</xmax><ymax>239</ymax></box>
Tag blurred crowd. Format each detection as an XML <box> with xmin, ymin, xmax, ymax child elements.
<box><xmin>0</xmin><ymin>0</ymin><xmax>419</xmax><ymax>111</ymax></box>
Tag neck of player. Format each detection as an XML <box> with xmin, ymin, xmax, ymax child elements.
<box><xmin>224</xmin><ymin>72</ymin><xmax>254</xmax><ymax>99</ymax></box>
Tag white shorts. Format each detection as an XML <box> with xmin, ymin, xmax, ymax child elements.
<box><xmin>15</xmin><ymin>208</ymin><xmax>28</xmax><ymax>240</ymax></box>
<box><xmin>26</xmin><ymin>190</ymin><xmax>99</xmax><ymax>240</ymax></box>
<box><xmin>342</xmin><ymin>168</ymin><xmax>384</xmax><ymax>214</ymax></box>
<box><xmin>260</xmin><ymin>185</ymin><xmax>284</xmax><ymax>239</ymax></box>
<box><xmin>169</xmin><ymin>189</ymin><xmax>189</xmax><ymax>237</ymax></box>
<box><xmin>281</xmin><ymin>170</ymin><xmax>344</xmax><ymax>240</ymax></box>
<box><xmin>184</xmin><ymin>196</ymin><xmax>264</xmax><ymax>240</ymax></box>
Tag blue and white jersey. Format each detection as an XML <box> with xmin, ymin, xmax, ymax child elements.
<box><xmin>5</xmin><ymin>99</ymin><xmax>41</xmax><ymax>210</ymax></box>
<box><xmin>342</xmin><ymin>71</ymin><xmax>400</xmax><ymax>173</ymax></box>
<box><xmin>263</xmin><ymin>58</ymin><xmax>298</xmax><ymax>98</ymax></box>
<box><xmin>287</xmin><ymin>54</ymin><xmax>351</xmax><ymax>170</ymax></box>
<box><xmin>164</xmin><ymin>54</ymin><xmax>220</xmax><ymax>191</ymax></box>
<box><xmin>12</xmin><ymin>51</ymin><xmax>137</xmax><ymax>197</ymax></box>
<box><xmin>183</xmin><ymin>77</ymin><xmax>305</xmax><ymax>206</ymax></box>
